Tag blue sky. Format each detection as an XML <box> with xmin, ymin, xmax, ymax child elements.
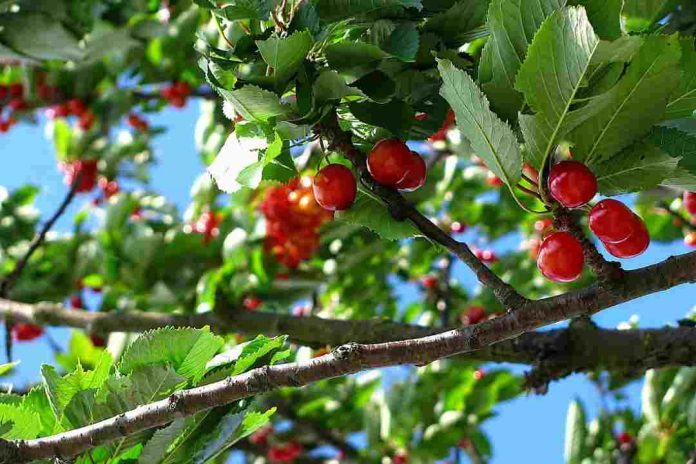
<box><xmin>0</xmin><ymin>102</ymin><xmax>693</xmax><ymax>463</ymax></box>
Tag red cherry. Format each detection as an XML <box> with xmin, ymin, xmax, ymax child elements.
<box><xmin>0</xmin><ymin>85</ymin><xmax>7</xmax><ymax>100</ymax></box>
<box><xmin>67</xmin><ymin>98</ymin><xmax>86</xmax><ymax>116</ymax></box>
<box><xmin>0</xmin><ymin>120</ymin><xmax>9</xmax><ymax>133</ymax></box>
<box><xmin>69</xmin><ymin>295</ymin><xmax>83</xmax><ymax>309</ymax></box>
<box><xmin>589</xmin><ymin>199</ymin><xmax>638</xmax><ymax>243</ymax></box>
<box><xmin>685</xmin><ymin>232</ymin><xmax>696</xmax><ymax>247</ymax></box>
<box><xmin>78</xmin><ymin>110</ymin><xmax>95</xmax><ymax>130</ymax></box>
<box><xmin>127</xmin><ymin>113</ymin><xmax>149</xmax><ymax>132</ymax></box>
<box><xmin>169</xmin><ymin>95</ymin><xmax>186</xmax><ymax>108</ymax></box>
<box><xmin>367</xmin><ymin>139</ymin><xmax>414</xmax><ymax>187</ymax></box>
<box><xmin>8</xmin><ymin>83</ymin><xmax>22</xmax><ymax>98</ymax></box>
<box><xmin>486</xmin><ymin>171</ymin><xmax>503</xmax><ymax>187</ymax></box>
<box><xmin>36</xmin><ymin>83</ymin><xmax>55</xmax><ymax>101</ymax></box>
<box><xmin>12</xmin><ymin>323</ymin><xmax>43</xmax><ymax>341</ymax></box>
<box><xmin>53</xmin><ymin>103</ymin><xmax>70</xmax><ymax>118</ymax></box>
<box><xmin>414</xmin><ymin>113</ymin><xmax>427</xmax><ymax>121</ymax></box>
<box><xmin>523</xmin><ymin>163</ymin><xmax>539</xmax><ymax>183</ymax></box>
<box><xmin>90</xmin><ymin>334</ymin><xmax>107</xmax><ymax>347</ymax></box>
<box><xmin>130</xmin><ymin>206</ymin><xmax>143</xmax><ymax>220</ymax></box>
<box><xmin>313</xmin><ymin>164</ymin><xmax>356</xmax><ymax>211</ymax></box>
<box><xmin>473</xmin><ymin>368</ymin><xmax>485</xmax><ymax>380</ymax></box>
<box><xmin>396</xmin><ymin>151</ymin><xmax>427</xmax><ymax>191</ymax></box>
<box><xmin>249</xmin><ymin>425</ymin><xmax>272</xmax><ymax>446</ymax></box>
<box><xmin>429</xmin><ymin>108</ymin><xmax>455</xmax><ymax>141</ymax></box>
<box><xmin>604</xmin><ymin>217</ymin><xmax>649</xmax><ymax>259</ymax></box>
<box><xmin>98</xmin><ymin>177</ymin><xmax>120</xmax><ymax>198</ymax></box>
<box><xmin>465</xmin><ymin>306</ymin><xmax>486</xmax><ymax>325</ymax></box>
<box><xmin>393</xmin><ymin>453</ymin><xmax>408</xmax><ymax>464</ymax></box>
<box><xmin>537</xmin><ymin>231</ymin><xmax>584</xmax><ymax>282</ymax></box>
<box><xmin>534</xmin><ymin>218</ymin><xmax>553</xmax><ymax>234</ymax></box>
<box><xmin>61</xmin><ymin>160</ymin><xmax>98</xmax><ymax>193</ymax></box>
<box><xmin>8</xmin><ymin>98</ymin><xmax>26</xmax><ymax>111</ymax></box>
<box><xmin>617</xmin><ymin>432</ymin><xmax>632</xmax><ymax>445</ymax></box>
<box><xmin>684</xmin><ymin>191</ymin><xmax>696</xmax><ymax>216</ymax></box>
<box><xmin>450</xmin><ymin>221</ymin><xmax>466</xmax><ymax>234</ymax></box>
<box><xmin>173</xmin><ymin>81</ymin><xmax>191</xmax><ymax>97</ymax></box>
<box><xmin>420</xmin><ymin>275</ymin><xmax>438</xmax><ymax>290</ymax></box>
<box><xmin>548</xmin><ymin>161</ymin><xmax>597</xmax><ymax>208</ymax></box>
<box><xmin>243</xmin><ymin>296</ymin><xmax>262</xmax><ymax>311</ymax></box>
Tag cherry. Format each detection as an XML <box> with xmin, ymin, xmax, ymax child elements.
<box><xmin>393</xmin><ymin>452</ymin><xmax>409</xmax><ymax>464</ymax></box>
<box><xmin>90</xmin><ymin>334</ymin><xmax>107</xmax><ymax>347</ymax></box>
<box><xmin>127</xmin><ymin>113</ymin><xmax>149</xmax><ymax>132</ymax></box>
<box><xmin>617</xmin><ymin>432</ymin><xmax>632</xmax><ymax>445</ymax></box>
<box><xmin>12</xmin><ymin>323</ymin><xmax>43</xmax><ymax>342</ymax></box>
<box><xmin>53</xmin><ymin>103</ymin><xmax>70</xmax><ymax>118</ymax></box>
<box><xmin>8</xmin><ymin>83</ymin><xmax>22</xmax><ymax>98</ymax></box>
<box><xmin>429</xmin><ymin>108</ymin><xmax>455</xmax><ymax>142</ymax></box>
<box><xmin>473</xmin><ymin>368</ymin><xmax>485</xmax><ymax>381</ymax></box>
<box><xmin>267</xmin><ymin>441</ymin><xmax>302</xmax><ymax>463</ymax></box>
<box><xmin>249</xmin><ymin>425</ymin><xmax>272</xmax><ymax>446</ymax></box>
<box><xmin>548</xmin><ymin>161</ymin><xmax>597</xmax><ymax>208</ymax></box>
<box><xmin>0</xmin><ymin>85</ymin><xmax>7</xmax><ymax>100</ymax></box>
<box><xmin>534</xmin><ymin>218</ymin><xmax>553</xmax><ymax>234</ymax></box>
<box><xmin>130</xmin><ymin>206</ymin><xmax>143</xmax><ymax>220</ymax></box>
<box><xmin>604</xmin><ymin>218</ymin><xmax>649</xmax><ymax>258</ymax></box>
<box><xmin>69</xmin><ymin>295</ymin><xmax>83</xmax><ymax>309</ymax></box>
<box><xmin>474</xmin><ymin>248</ymin><xmax>497</xmax><ymax>263</ymax></box>
<box><xmin>367</xmin><ymin>139</ymin><xmax>414</xmax><ymax>187</ymax></box>
<box><xmin>684</xmin><ymin>191</ymin><xmax>696</xmax><ymax>216</ymax></box>
<box><xmin>450</xmin><ymin>221</ymin><xmax>466</xmax><ymax>234</ymax></box>
<box><xmin>313</xmin><ymin>164</ymin><xmax>356</xmax><ymax>211</ymax></box>
<box><xmin>78</xmin><ymin>110</ymin><xmax>95</xmax><ymax>130</ymax></box>
<box><xmin>537</xmin><ymin>232</ymin><xmax>584</xmax><ymax>282</ymax></box>
<box><xmin>0</xmin><ymin>119</ymin><xmax>10</xmax><ymax>133</ymax></box>
<box><xmin>61</xmin><ymin>160</ymin><xmax>98</xmax><ymax>193</ymax></box>
<box><xmin>8</xmin><ymin>98</ymin><xmax>26</xmax><ymax>111</ymax></box>
<box><xmin>396</xmin><ymin>151</ymin><xmax>427</xmax><ymax>191</ymax></box>
<box><xmin>685</xmin><ymin>232</ymin><xmax>696</xmax><ymax>247</ymax></box>
<box><xmin>523</xmin><ymin>163</ymin><xmax>539</xmax><ymax>183</ymax></box>
<box><xmin>98</xmin><ymin>177</ymin><xmax>120</xmax><ymax>198</ymax></box>
<box><xmin>67</xmin><ymin>98</ymin><xmax>86</xmax><ymax>116</ymax></box>
<box><xmin>527</xmin><ymin>237</ymin><xmax>542</xmax><ymax>260</ymax></box>
<box><xmin>589</xmin><ymin>199</ymin><xmax>638</xmax><ymax>243</ymax></box>
<box><xmin>420</xmin><ymin>275</ymin><xmax>438</xmax><ymax>290</ymax></box>
<box><xmin>465</xmin><ymin>306</ymin><xmax>485</xmax><ymax>325</ymax></box>
<box><xmin>243</xmin><ymin>296</ymin><xmax>262</xmax><ymax>311</ymax></box>
<box><xmin>486</xmin><ymin>171</ymin><xmax>503</xmax><ymax>187</ymax></box>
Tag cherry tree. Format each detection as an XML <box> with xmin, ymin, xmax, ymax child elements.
<box><xmin>0</xmin><ymin>0</ymin><xmax>694</xmax><ymax>463</ymax></box>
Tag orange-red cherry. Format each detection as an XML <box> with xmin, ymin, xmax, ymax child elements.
<box><xmin>604</xmin><ymin>217</ymin><xmax>649</xmax><ymax>258</ymax></box>
<box><xmin>313</xmin><ymin>164</ymin><xmax>356</xmax><ymax>211</ymax></box>
<box><xmin>589</xmin><ymin>199</ymin><xmax>637</xmax><ymax>244</ymax></box>
<box><xmin>537</xmin><ymin>231</ymin><xmax>584</xmax><ymax>282</ymax></box>
<box><xmin>367</xmin><ymin>139</ymin><xmax>413</xmax><ymax>187</ymax></box>
<box><xmin>396</xmin><ymin>151</ymin><xmax>426</xmax><ymax>191</ymax></box>
<box><xmin>548</xmin><ymin>161</ymin><xmax>597</xmax><ymax>208</ymax></box>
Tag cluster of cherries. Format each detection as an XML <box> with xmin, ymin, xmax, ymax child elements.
<box><xmin>249</xmin><ymin>425</ymin><xmax>303</xmax><ymax>462</ymax></box>
<box><xmin>160</xmin><ymin>81</ymin><xmax>191</xmax><ymax>108</ymax></box>
<box><xmin>312</xmin><ymin>138</ymin><xmax>427</xmax><ymax>212</ymax></box>
<box><xmin>682</xmin><ymin>192</ymin><xmax>696</xmax><ymax>247</ymax></box>
<box><xmin>50</xmin><ymin>97</ymin><xmax>96</xmax><ymax>131</ymax></box>
<box><xmin>537</xmin><ymin>161</ymin><xmax>649</xmax><ymax>282</ymax></box>
<box><xmin>261</xmin><ymin>177</ymin><xmax>333</xmax><ymax>268</ymax></box>
<box><xmin>187</xmin><ymin>210</ymin><xmax>222</xmax><ymax>245</ymax></box>
<box><xmin>59</xmin><ymin>159</ymin><xmax>99</xmax><ymax>193</ymax></box>
<box><xmin>0</xmin><ymin>82</ymin><xmax>27</xmax><ymax>132</ymax></box>
<box><xmin>127</xmin><ymin>113</ymin><xmax>149</xmax><ymax>133</ymax></box>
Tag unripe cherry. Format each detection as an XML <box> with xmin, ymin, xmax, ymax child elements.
<box><xmin>537</xmin><ymin>231</ymin><xmax>584</xmax><ymax>282</ymax></box>
<box><xmin>548</xmin><ymin>161</ymin><xmax>597</xmax><ymax>208</ymax></box>
<box><xmin>604</xmin><ymin>218</ymin><xmax>649</xmax><ymax>258</ymax></box>
<box><xmin>684</xmin><ymin>191</ymin><xmax>696</xmax><ymax>216</ymax></box>
<box><xmin>313</xmin><ymin>164</ymin><xmax>356</xmax><ymax>211</ymax></box>
<box><xmin>367</xmin><ymin>139</ymin><xmax>414</xmax><ymax>187</ymax></box>
<box><xmin>589</xmin><ymin>199</ymin><xmax>637</xmax><ymax>243</ymax></box>
<box><xmin>396</xmin><ymin>151</ymin><xmax>426</xmax><ymax>191</ymax></box>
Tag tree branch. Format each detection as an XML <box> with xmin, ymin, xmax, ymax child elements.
<box><xmin>316</xmin><ymin>111</ymin><xmax>526</xmax><ymax>311</ymax></box>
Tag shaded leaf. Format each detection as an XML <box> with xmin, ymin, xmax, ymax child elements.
<box><xmin>335</xmin><ymin>191</ymin><xmax>420</xmax><ymax>240</ymax></box>
<box><xmin>595</xmin><ymin>143</ymin><xmax>679</xmax><ymax>195</ymax></box>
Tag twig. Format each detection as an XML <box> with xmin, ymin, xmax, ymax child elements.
<box><xmin>0</xmin><ymin>179</ymin><xmax>80</xmax><ymax>361</ymax></box>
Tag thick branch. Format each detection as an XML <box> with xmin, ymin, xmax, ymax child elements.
<box><xmin>316</xmin><ymin>111</ymin><xmax>526</xmax><ymax>310</ymax></box>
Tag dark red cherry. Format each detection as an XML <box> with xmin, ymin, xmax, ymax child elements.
<box><xmin>548</xmin><ymin>161</ymin><xmax>597</xmax><ymax>208</ymax></box>
<box><xmin>537</xmin><ymin>231</ymin><xmax>584</xmax><ymax>282</ymax></box>
<box><xmin>313</xmin><ymin>164</ymin><xmax>356</xmax><ymax>211</ymax></box>
<box><xmin>367</xmin><ymin>139</ymin><xmax>414</xmax><ymax>187</ymax></box>
<box><xmin>589</xmin><ymin>199</ymin><xmax>637</xmax><ymax>243</ymax></box>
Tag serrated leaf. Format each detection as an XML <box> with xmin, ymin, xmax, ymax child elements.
<box><xmin>646</xmin><ymin>126</ymin><xmax>696</xmax><ymax>173</ymax></box>
<box><xmin>220</xmin><ymin>0</ymin><xmax>273</xmax><ymax>20</ymax></box>
<box><xmin>381</xmin><ymin>22</ymin><xmax>419</xmax><ymax>62</ymax></box>
<box><xmin>438</xmin><ymin>59</ymin><xmax>522</xmax><ymax>187</ymax></box>
<box><xmin>422</xmin><ymin>0</ymin><xmax>490</xmax><ymax>45</ymax></box>
<box><xmin>119</xmin><ymin>327</ymin><xmax>224</xmax><ymax>383</ymax></box>
<box><xmin>314</xmin><ymin>0</ymin><xmax>422</xmax><ymax>22</ymax></box>
<box><xmin>569</xmin><ymin>0</ymin><xmax>622</xmax><ymax>39</ymax></box>
<box><xmin>231</xmin><ymin>335</ymin><xmax>287</xmax><ymax>376</ymax></box>
<box><xmin>666</xmin><ymin>38</ymin><xmax>696</xmax><ymax>120</ymax></box>
<box><xmin>221</xmin><ymin>85</ymin><xmax>290</xmax><ymax>122</ymax></box>
<box><xmin>313</xmin><ymin>70</ymin><xmax>365</xmax><ymax>103</ymax></box>
<box><xmin>325</xmin><ymin>42</ymin><xmax>388</xmax><ymax>71</ymax></box>
<box><xmin>595</xmin><ymin>143</ymin><xmax>679</xmax><ymax>195</ymax></box>
<box><xmin>0</xmin><ymin>12</ymin><xmax>84</xmax><ymax>61</ymax></box>
<box><xmin>335</xmin><ymin>192</ymin><xmax>420</xmax><ymax>240</ymax></box>
<box><xmin>348</xmin><ymin>99</ymin><xmax>414</xmax><ymax>137</ymax></box>
<box><xmin>477</xmin><ymin>0</ymin><xmax>564</xmax><ymax>122</ymax></box>
<box><xmin>563</xmin><ymin>400</ymin><xmax>586</xmax><ymax>464</ymax></box>
<box><xmin>516</xmin><ymin>7</ymin><xmax>600</xmax><ymax>168</ymax></box>
<box><xmin>22</xmin><ymin>387</ymin><xmax>58</xmax><ymax>436</ymax></box>
<box><xmin>139</xmin><ymin>418</ymin><xmax>188</xmax><ymax>464</ymax></box>
<box><xmin>566</xmin><ymin>35</ymin><xmax>682</xmax><ymax>166</ymax></box>
<box><xmin>256</xmin><ymin>31</ymin><xmax>313</xmax><ymax>85</ymax></box>
<box><xmin>0</xmin><ymin>403</ymin><xmax>40</xmax><ymax>439</ymax></box>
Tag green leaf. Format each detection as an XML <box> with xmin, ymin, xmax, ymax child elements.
<box><xmin>381</xmin><ymin>22</ymin><xmax>419</xmax><ymax>62</ymax></box>
<box><xmin>41</xmin><ymin>351</ymin><xmax>113</xmax><ymax>418</ymax></box>
<box><xmin>595</xmin><ymin>143</ymin><xmax>679</xmax><ymax>195</ymax></box>
<box><xmin>0</xmin><ymin>361</ymin><xmax>18</xmax><ymax>376</ymax></box>
<box><xmin>623</xmin><ymin>0</ymin><xmax>673</xmax><ymax>32</ymax></box>
<box><xmin>661</xmin><ymin>367</ymin><xmax>696</xmax><ymax>419</ymax></box>
<box><xmin>647</xmin><ymin>125</ymin><xmax>696</xmax><ymax>188</ymax></box>
<box><xmin>566</xmin><ymin>35</ymin><xmax>682</xmax><ymax>166</ymax></box>
<box><xmin>313</xmin><ymin>70</ymin><xmax>365</xmax><ymax>103</ymax></box>
<box><xmin>230</xmin><ymin>335</ymin><xmax>288</xmax><ymax>376</ymax></box>
<box><xmin>220</xmin><ymin>0</ymin><xmax>273</xmax><ymax>20</ymax></box>
<box><xmin>237</xmin><ymin>132</ymin><xmax>285</xmax><ymax>189</ymax></box>
<box><xmin>350</xmin><ymin>71</ymin><xmax>395</xmax><ymax>102</ymax></box>
<box><xmin>569</xmin><ymin>0</ymin><xmax>623</xmax><ymax>39</ymax></box>
<box><xmin>335</xmin><ymin>191</ymin><xmax>421</xmax><ymax>240</ymax></box>
<box><xmin>666</xmin><ymin>38</ymin><xmax>696</xmax><ymax>120</ymax></box>
<box><xmin>438</xmin><ymin>59</ymin><xmax>522</xmax><ymax>187</ymax></box>
<box><xmin>119</xmin><ymin>327</ymin><xmax>224</xmax><ymax>383</ymax></box>
<box><xmin>221</xmin><ymin>85</ymin><xmax>290</xmax><ymax>122</ymax></box>
<box><xmin>325</xmin><ymin>42</ymin><xmax>388</xmax><ymax>71</ymax></box>
<box><xmin>0</xmin><ymin>403</ymin><xmax>40</xmax><ymax>439</ymax></box>
<box><xmin>563</xmin><ymin>400</ymin><xmax>586</xmax><ymax>464</ymax></box>
<box><xmin>208</xmin><ymin>132</ymin><xmax>268</xmax><ymax>193</ymax></box>
<box><xmin>477</xmin><ymin>0</ymin><xmax>564</xmax><ymax>122</ymax></box>
<box><xmin>516</xmin><ymin>6</ymin><xmax>600</xmax><ymax>168</ymax></box>
<box><xmin>0</xmin><ymin>12</ymin><xmax>83</xmax><ymax>61</ymax></box>
<box><xmin>139</xmin><ymin>418</ymin><xmax>188</xmax><ymax>463</ymax></box>
<box><xmin>422</xmin><ymin>0</ymin><xmax>490</xmax><ymax>45</ymax></box>
<box><xmin>314</xmin><ymin>0</ymin><xmax>422</xmax><ymax>22</ymax></box>
<box><xmin>348</xmin><ymin>99</ymin><xmax>414</xmax><ymax>137</ymax></box>
<box><xmin>22</xmin><ymin>387</ymin><xmax>58</xmax><ymax>436</ymax></box>
<box><xmin>642</xmin><ymin>369</ymin><xmax>662</xmax><ymax>426</ymax></box>
<box><xmin>256</xmin><ymin>31</ymin><xmax>313</xmax><ymax>85</ymax></box>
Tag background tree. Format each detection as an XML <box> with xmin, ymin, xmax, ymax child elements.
<box><xmin>0</xmin><ymin>0</ymin><xmax>693</xmax><ymax>462</ymax></box>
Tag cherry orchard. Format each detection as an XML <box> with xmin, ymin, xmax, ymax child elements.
<box><xmin>0</xmin><ymin>1</ymin><xmax>694</xmax><ymax>464</ymax></box>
